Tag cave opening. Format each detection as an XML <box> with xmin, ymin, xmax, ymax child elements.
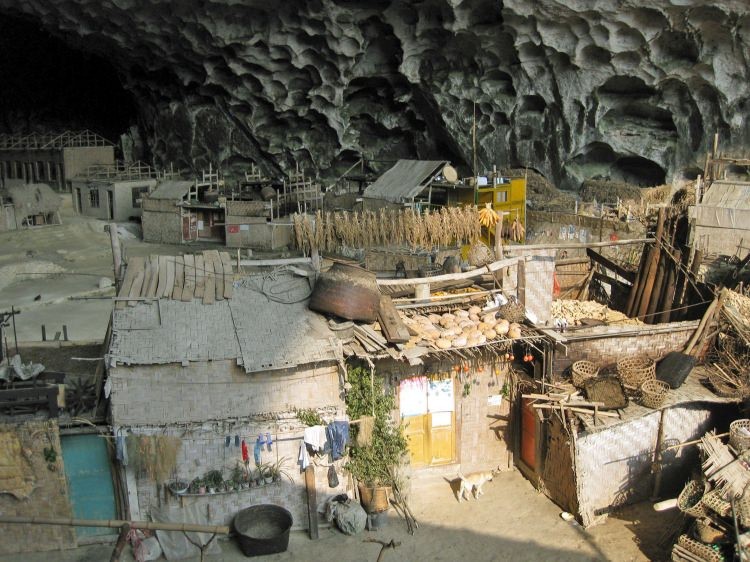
<box><xmin>0</xmin><ymin>13</ymin><xmax>138</xmax><ymax>144</ymax></box>
<box><xmin>611</xmin><ymin>156</ymin><xmax>666</xmax><ymax>186</ymax></box>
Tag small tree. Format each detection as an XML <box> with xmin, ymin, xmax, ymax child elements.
<box><xmin>345</xmin><ymin>365</ymin><xmax>408</xmax><ymax>487</ymax></box>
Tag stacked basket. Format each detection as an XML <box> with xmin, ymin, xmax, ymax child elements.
<box><xmin>571</xmin><ymin>360</ymin><xmax>599</xmax><ymax>388</ymax></box>
<box><xmin>616</xmin><ymin>356</ymin><xmax>656</xmax><ymax>388</ymax></box>
<box><xmin>640</xmin><ymin>379</ymin><xmax>670</xmax><ymax>409</ymax></box>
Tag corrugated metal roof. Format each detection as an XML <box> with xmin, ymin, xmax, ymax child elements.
<box><xmin>701</xmin><ymin>180</ymin><xmax>750</xmax><ymax>210</ymax></box>
<box><xmin>149</xmin><ymin>180</ymin><xmax>194</xmax><ymax>200</ymax></box>
<box><xmin>363</xmin><ymin>159</ymin><xmax>448</xmax><ymax>203</ymax></box>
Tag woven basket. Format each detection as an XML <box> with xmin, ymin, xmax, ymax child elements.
<box><xmin>571</xmin><ymin>361</ymin><xmax>599</xmax><ymax>388</ymax></box>
<box><xmin>677</xmin><ymin>534</ymin><xmax>722</xmax><ymax>562</ymax></box>
<box><xmin>640</xmin><ymin>379</ymin><xmax>670</xmax><ymax>409</ymax></box>
<box><xmin>467</xmin><ymin>242</ymin><xmax>495</xmax><ymax>267</ymax></box>
<box><xmin>677</xmin><ymin>480</ymin><xmax>708</xmax><ymax>518</ymax></box>
<box><xmin>694</xmin><ymin>518</ymin><xmax>727</xmax><ymax>544</ymax></box>
<box><xmin>702</xmin><ymin>489</ymin><xmax>731</xmax><ymax>517</ymax></box>
<box><xmin>497</xmin><ymin>301</ymin><xmax>526</xmax><ymax>323</ymax></box>
<box><xmin>730</xmin><ymin>419</ymin><xmax>750</xmax><ymax>453</ymax></box>
<box><xmin>617</xmin><ymin>356</ymin><xmax>656</xmax><ymax>387</ymax></box>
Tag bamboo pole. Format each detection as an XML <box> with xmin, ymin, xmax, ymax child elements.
<box><xmin>625</xmin><ymin>241</ymin><xmax>650</xmax><ymax>317</ymax></box>
<box><xmin>0</xmin><ymin>516</ymin><xmax>230</xmax><ymax>535</ymax></box>
<box><xmin>645</xmin><ymin>250</ymin><xmax>667</xmax><ymax>323</ymax></box>
<box><xmin>658</xmin><ymin>249</ymin><xmax>681</xmax><ymax>324</ymax></box>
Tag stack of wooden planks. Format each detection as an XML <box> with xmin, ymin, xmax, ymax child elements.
<box><xmin>523</xmin><ymin>388</ymin><xmax>620</xmax><ymax>426</ymax></box>
<box><xmin>116</xmin><ymin>251</ymin><xmax>234</xmax><ymax>308</ymax></box>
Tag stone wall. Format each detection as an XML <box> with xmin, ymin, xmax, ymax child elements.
<box><xmin>225</xmin><ymin>217</ymin><xmax>294</xmax><ymax>250</ymax></box>
<box><xmin>109</xmin><ymin>360</ymin><xmax>342</xmax><ymax>426</ymax></box>
<box><xmin>127</xmin><ymin>417</ymin><xmax>348</xmax><ymax>529</ymax></box>
<box><xmin>110</xmin><ymin>360</ymin><xmax>347</xmax><ymax>528</ymax></box>
<box><xmin>0</xmin><ymin>420</ymin><xmax>76</xmax><ymax>555</ymax></box>
<box><xmin>141</xmin><ymin>201</ymin><xmax>182</xmax><ymax>244</ymax></box>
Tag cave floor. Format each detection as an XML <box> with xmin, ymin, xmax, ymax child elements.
<box><xmin>0</xmin><ymin>469</ymin><xmax>678</xmax><ymax>562</ymax></box>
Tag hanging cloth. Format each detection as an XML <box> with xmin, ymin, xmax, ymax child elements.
<box><xmin>326</xmin><ymin>421</ymin><xmax>349</xmax><ymax>461</ymax></box>
<box><xmin>303</xmin><ymin>425</ymin><xmax>328</xmax><ymax>453</ymax></box>
<box><xmin>298</xmin><ymin>440</ymin><xmax>311</xmax><ymax>471</ymax></box>
<box><xmin>241</xmin><ymin>440</ymin><xmax>249</xmax><ymax>463</ymax></box>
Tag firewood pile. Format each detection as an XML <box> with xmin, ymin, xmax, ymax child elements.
<box><xmin>704</xmin><ymin>289</ymin><xmax>750</xmax><ymax>399</ymax></box>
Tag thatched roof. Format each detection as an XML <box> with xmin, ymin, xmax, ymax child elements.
<box><xmin>1</xmin><ymin>183</ymin><xmax>61</xmax><ymax>215</ymax></box>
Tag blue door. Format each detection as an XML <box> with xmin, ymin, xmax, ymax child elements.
<box><xmin>61</xmin><ymin>434</ymin><xmax>118</xmax><ymax>538</ymax></box>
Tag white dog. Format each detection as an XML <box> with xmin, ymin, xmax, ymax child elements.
<box><xmin>457</xmin><ymin>469</ymin><xmax>498</xmax><ymax>502</ymax></box>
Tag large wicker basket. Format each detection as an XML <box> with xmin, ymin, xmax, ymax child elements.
<box><xmin>617</xmin><ymin>356</ymin><xmax>656</xmax><ymax>387</ymax></box>
<box><xmin>677</xmin><ymin>480</ymin><xmax>708</xmax><ymax>518</ymax></box>
<box><xmin>730</xmin><ymin>419</ymin><xmax>750</xmax><ymax>453</ymax></box>
<box><xmin>571</xmin><ymin>360</ymin><xmax>599</xmax><ymax>388</ymax></box>
<box><xmin>677</xmin><ymin>534</ymin><xmax>722</xmax><ymax>562</ymax></box>
<box><xmin>640</xmin><ymin>379</ymin><xmax>670</xmax><ymax>409</ymax></box>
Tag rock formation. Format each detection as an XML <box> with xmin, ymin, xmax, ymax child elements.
<box><xmin>0</xmin><ymin>0</ymin><xmax>748</xmax><ymax>189</ymax></box>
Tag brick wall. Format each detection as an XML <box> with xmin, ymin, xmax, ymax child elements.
<box><xmin>456</xmin><ymin>363</ymin><xmax>513</xmax><ymax>473</ymax></box>
<box><xmin>109</xmin><ymin>360</ymin><xmax>343</xmax><ymax>426</ymax></box>
<box><xmin>142</xmin><ymin>209</ymin><xmax>182</xmax><ymax>244</ymax></box>
<box><xmin>552</xmin><ymin>320</ymin><xmax>699</xmax><ymax>377</ymax></box>
<box><xmin>0</xmin><ymin>420</ymin><xmax>76</xmax><ymax>555</ymax></box>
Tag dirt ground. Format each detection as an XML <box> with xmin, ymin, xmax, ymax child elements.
<box><xmin>0</xmin><ymin>198</ymin><xmax>234</xmax><ymax>342</ymax></box>
<box><xmin>0</xmin><ymin>470</ymin><xmax>681</xmax><ymax>562</ymax></box>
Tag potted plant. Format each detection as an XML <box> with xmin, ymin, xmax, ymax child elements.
<box><xmin>267</xmin><ymin>458</ymin><xmax>293</xmax><ymax>483</ymax></box>
<box><xmin>190</xmin><ymin>477</ymin><xmax>206</xmax><ymax>495</ymax></box>
<box><xmin>230</xmin><ymin>464</ymin><xmax>244</xmax><ymax>491</ymax></box>
<box><xmin>204</xmin><ymin>469</ymin><xmax>223</xmax><ymax>494</ymax></box>
<box><xmin>256</xmin><ymin>463</ymin><xmax>274</xmax><ymax>485</ymax></box>
<box><xmin>345</xmin><ymin>366</ymin><xmax>408</xmax><ymax>514</ymax></box>
<box><xmin>168</xmin><ymin>479</ymin><xmax>189</xmax><ymax>495</ymax></box>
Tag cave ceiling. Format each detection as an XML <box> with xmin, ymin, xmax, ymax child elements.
<box><xmin>0</xmin><ymin>0</ymin><xmax>748</xmax><ymax>189</ymax></box>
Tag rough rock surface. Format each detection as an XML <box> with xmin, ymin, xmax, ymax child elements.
<box><xmin>0</xmin><ymin>1</ymin><xmax>748</xmax><ymax>189</ymax></box>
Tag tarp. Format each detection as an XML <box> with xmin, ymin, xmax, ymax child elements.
<box><xmin>363</xmin><ymin>160</ymin><xmax>447</xmax><ymax>203</ymax></box>
<box><xmin>695</xmin><ymin>180</ymin><xmax>750</xmax><ymax>229</ymax></box>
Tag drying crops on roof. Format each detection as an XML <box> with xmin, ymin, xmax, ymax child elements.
<box><xmin>292</xmin><ymin>207</ymin><xmax>481</xmax><ymax>253</ymax></box>
<box><xmin>551</xmin><ymin>299</ymin><xmax>641</xmax><ymax>326</ymax></box>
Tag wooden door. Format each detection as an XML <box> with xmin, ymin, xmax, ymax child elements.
<box><xmin>520</xmin><ymin>398</ymin><xmax>537</xmax><ymax>469</ymax></box>
<box><xmin>429</xmin><ymin>411</ymin><xmax>455</xmax><ymax>465</ymax></box>
<box><xmin>403</xmin><ymin>414</ymin><xmax>428</xmax><ymax>468</ymax></box>
<box><xmin>61</xmin><ymin>434</ymin><xmax>117</xmax><ymax>538</ymax></box>
<box><xmin>182</xmin><ymin>213</ymin><xmax>192</xmax><ymax>241</ymax></box>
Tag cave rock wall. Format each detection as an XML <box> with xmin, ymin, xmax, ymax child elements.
<box><xmin>1</xmin><ymin>0</ymin><xmax>748</xmax><ymax>188</ymax></box>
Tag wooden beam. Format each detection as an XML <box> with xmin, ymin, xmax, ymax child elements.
<box><xmin>377</xmin><ymin>295</ymin><xmax>410</xmax><ymax>343</ymax></box>
<box><xmin>378</xmin><ymin>256</ymin><xmax>522</xmax><ymax>287</ymax></box>
<box><xmin>503</xmin><ymin>238</ymin><xmax>654</xmax><ymax>253</ymax></box>
<box><xmin>586</xmin><ymin>248</ymin><xmax>635</xmax><ymax>283</ymax></box>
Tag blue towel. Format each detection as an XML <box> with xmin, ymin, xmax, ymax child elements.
<box><xmin>326</xmin><ymin>421</ymin><xmax>349</xmax><ymax>461</ymax></box>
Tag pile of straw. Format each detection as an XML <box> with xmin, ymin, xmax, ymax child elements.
<box><xmin>292</xmin><ymin>207</ymin><xmax>481</xmax><ymax>253</ymax></box>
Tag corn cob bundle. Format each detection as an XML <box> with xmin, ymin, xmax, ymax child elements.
<box><xmin>479</xmin><ymin>203</ymin><xmax>499</xmax><ymax>228</ymax></box>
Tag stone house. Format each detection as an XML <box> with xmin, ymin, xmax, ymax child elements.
<box><xmin>0</xmin><ymin>130</ymin><xmax>114</xmax><ymax>192</ymax></box>
<box><xmin>106</xmin><ymin>262</ymin><xmax>349</xmax><ymax>529</ymax></box>
<box><xmin>70</xmin><ymin>161</ymin><xmax>158</xmax><ymax>222</ymax></box>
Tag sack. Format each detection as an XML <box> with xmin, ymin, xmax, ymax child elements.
<box><xmin>328</xmin><ymin>465</ymin><xmax>339</xmax><ymax>488</ymax></box>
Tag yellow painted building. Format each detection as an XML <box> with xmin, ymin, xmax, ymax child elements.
<box><xmin>459</xmin><ymin>175</ymin><xmax>527</xmax><ymax>244</ymax></box>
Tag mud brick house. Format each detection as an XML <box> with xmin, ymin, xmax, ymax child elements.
<box><xmin>106</xmin><ymin>257</ymin><xmax>349</xmax><ymax>529</ymax></box>
<box><xmin>0</xmin><ymin>130</ymin><xmax>114</xmax><ymax>192</ymax></box>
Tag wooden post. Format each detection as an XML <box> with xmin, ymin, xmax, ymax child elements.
<box><xmin>658</xmin><ymin>249</ymin><xmax>680</xmax><ymax>323</ymax></box>
<box><xmin>651</xmin><ymin>409</ymin><xmax>667</xmax><ymax>500</ymax></box>
<box><xmin>625</xmin><ymin>243</ymin><xmax>649</xmax><ymax>317</ymax></box>
<box><xmin>516</xmin><ymin>259</ymin><xmax>526</xmax><ymax>306</ymax></box>
<box><xmin>645</xmin><ymin>250</ymin><xmax>667</xmax><ymax>323</ymax></box>
<box><xmin>635</xmin><ymin>208</ymin><xmax>666</xmax><ymax>320</ymax></box>
<box><xmin>494</xmin><ymin>218</ymin><xmax>503</xmax><ymax>259</ymax></box>
<box><xmin>109</xmin><ymin>223</ymin><xmax>123</xmax><ymax>292</ymax></box>
<box><xmin>110</xmin><ymin>523</ymin><xmax>131</xmax><ymax>562</ymax></box>
<box><xmin>305</xmin><ymin>466</ymin><xmax>319</xmax><ymax>540</ymax></box>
